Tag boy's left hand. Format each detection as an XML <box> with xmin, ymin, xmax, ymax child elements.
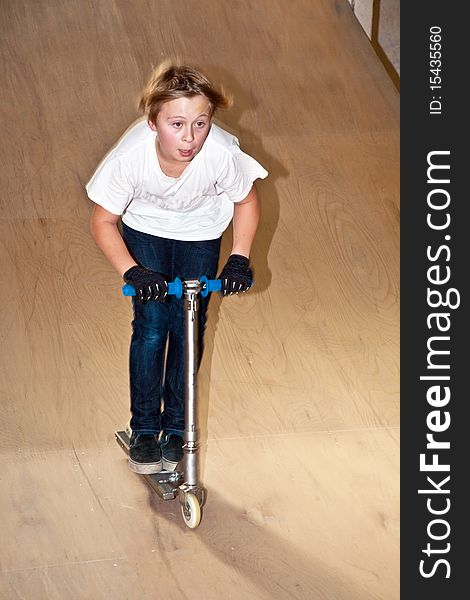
<box><xmin>218</xmin><ymin>254</ymin><xmax>253</xmax><ymax>296</ymax></box>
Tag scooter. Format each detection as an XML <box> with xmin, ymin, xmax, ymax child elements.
<box><xmin>115</xmin><ymin>276</ymin><xmax>221</xmax><ymax>529</ymax></box>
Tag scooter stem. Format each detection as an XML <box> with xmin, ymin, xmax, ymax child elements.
<box><xmin>182</xmin><ymin>279</ymin><xmax>202</xmax><ymax>488</ymax></box>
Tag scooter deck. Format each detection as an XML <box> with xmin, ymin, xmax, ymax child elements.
<box><xmin>115</xmin><ymin>431</ymin><xmax>183</xmax><ymax>501</ymax></box>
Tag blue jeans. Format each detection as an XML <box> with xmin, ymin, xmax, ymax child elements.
<box><xmin>122</xmin><ymin>223</ymin><xmax>221</xmax><ymax>436</ymax></box>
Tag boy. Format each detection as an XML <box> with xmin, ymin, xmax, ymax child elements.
<box><xmin>87</xmin><ymin>62</ymin><xmax>267</xmax><ymax>473</ymax></box>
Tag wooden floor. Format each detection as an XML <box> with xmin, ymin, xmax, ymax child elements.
<box><xmin>0</xmin><ymin>1</ymin><xmax>399</xmax><ymax>599</ymax></box>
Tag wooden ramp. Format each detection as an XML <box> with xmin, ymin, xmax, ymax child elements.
<box><xmin>0</xmin><ymin>1</ymin><xmax>399</xmax><ymax>598</ymax></box>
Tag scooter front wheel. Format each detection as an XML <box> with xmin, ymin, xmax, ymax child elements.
<box><xmin>181</xmin><ymin>493</ymin><xmax>201</xmax><ymax>529</ymax></box>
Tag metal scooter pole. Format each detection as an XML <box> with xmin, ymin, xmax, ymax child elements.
<box><xmin>181</xmin><ymin>280</ymin><xmax>200</xmax><ymax>489</ymax></box>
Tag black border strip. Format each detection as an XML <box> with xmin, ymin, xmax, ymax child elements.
<box><xmin>401</xmin><ymin>3</ymin><xmax>467</xmax><ymax>597</ymax></box>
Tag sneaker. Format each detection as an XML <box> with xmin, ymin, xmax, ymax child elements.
<box><xmin>128</xmin><ymin>433</ymin><xmax>162</xmax><ymax>474</ymax></box>
<box><xmin>161</xmin><ymin>433</ymin><xmax>184</xmax><ymax>471</ymax></box>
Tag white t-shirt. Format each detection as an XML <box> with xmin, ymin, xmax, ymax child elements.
<box><xmin>86</xmin><ymin>119</ymin><xmax>268</xmax><ymax>240</ymax></box>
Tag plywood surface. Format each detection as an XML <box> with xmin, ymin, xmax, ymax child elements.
<box><xmin>0</xmin><ymin>1</ymin><xmax>399</xmax><ymax>598</ymax></box>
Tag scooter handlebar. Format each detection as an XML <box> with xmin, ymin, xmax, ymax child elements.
<box><xmin>122</xmin><ymin>276</ymin><xmax>221</xmax><ymax>299</ymax></box>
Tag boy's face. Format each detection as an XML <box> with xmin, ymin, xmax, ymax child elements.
<box><xmin>150</xmin><ymin>95</ymin><xmax>212</xmax><ymax>167</ymax></box>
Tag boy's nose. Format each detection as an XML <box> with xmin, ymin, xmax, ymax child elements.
<box><xmin>182</xmin><ymin>127</ymin><xmax>194</xmax><ymax>142</ymax></box>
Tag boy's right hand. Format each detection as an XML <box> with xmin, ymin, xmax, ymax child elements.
<box><xmin>123</xmin><ymin>266</ymin><xmax>169</xmax><ymax>304</ymax></box>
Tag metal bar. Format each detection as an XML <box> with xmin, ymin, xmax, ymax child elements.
<box><xmin>183</xmin><ymin>281</ymin><xmax>200</xmax><ymax>487</ymax></box>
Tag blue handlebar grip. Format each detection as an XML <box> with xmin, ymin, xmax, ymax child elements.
<box><xmin>168</xmin><ymin>278</ymin><xmax>183</xmax><ymax>298</ymax></box>
<box><xmin>121</xmin><ymin>277</ymin><xmax>221</xmax><ymax>299</ymax></box>
<box><xmin>122</xmin><ymin>278</ymin><xmax>183</xmax><ymax>298</ymax></box>
<box><xmin>200</xmin><ymin>276</ymin><xmax>222</xmax><ymax>297</ymax></box>
<box><xmin>122</xmin><ymin>283</ymin><xmax>136</xmax><ymax>296</ymax></box>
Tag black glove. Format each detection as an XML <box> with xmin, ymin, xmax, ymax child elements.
<box><xmin>218</xmin><ymin>254</ymin><xmax>253</xmax><ymax>296</ymax></box>
<box><xmin>123</xmin><ymin>265</ymin><xmax>169</xmax><ymax>304</ymax></box>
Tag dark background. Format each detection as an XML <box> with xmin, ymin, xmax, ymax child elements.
<box><xmin>401</xmin><ymin>2</ymin><xmax>468</xmax><ymax>596</ymax></box>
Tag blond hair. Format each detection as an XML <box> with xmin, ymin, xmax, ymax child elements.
<box><xmin>138</xmin><ymin>61</ymin><xmax>232</xmax><ymax>124</ymax></box>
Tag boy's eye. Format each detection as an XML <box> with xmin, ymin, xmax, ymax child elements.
<box><xmin>172</xmin><ymin>122</ymin><xmax>183</xmax><ymax>128</ymax></box>
<box><xmin>196</xmin><ymin>121</ymin><xmax>207</xmax><ymax>128</ymax></box>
